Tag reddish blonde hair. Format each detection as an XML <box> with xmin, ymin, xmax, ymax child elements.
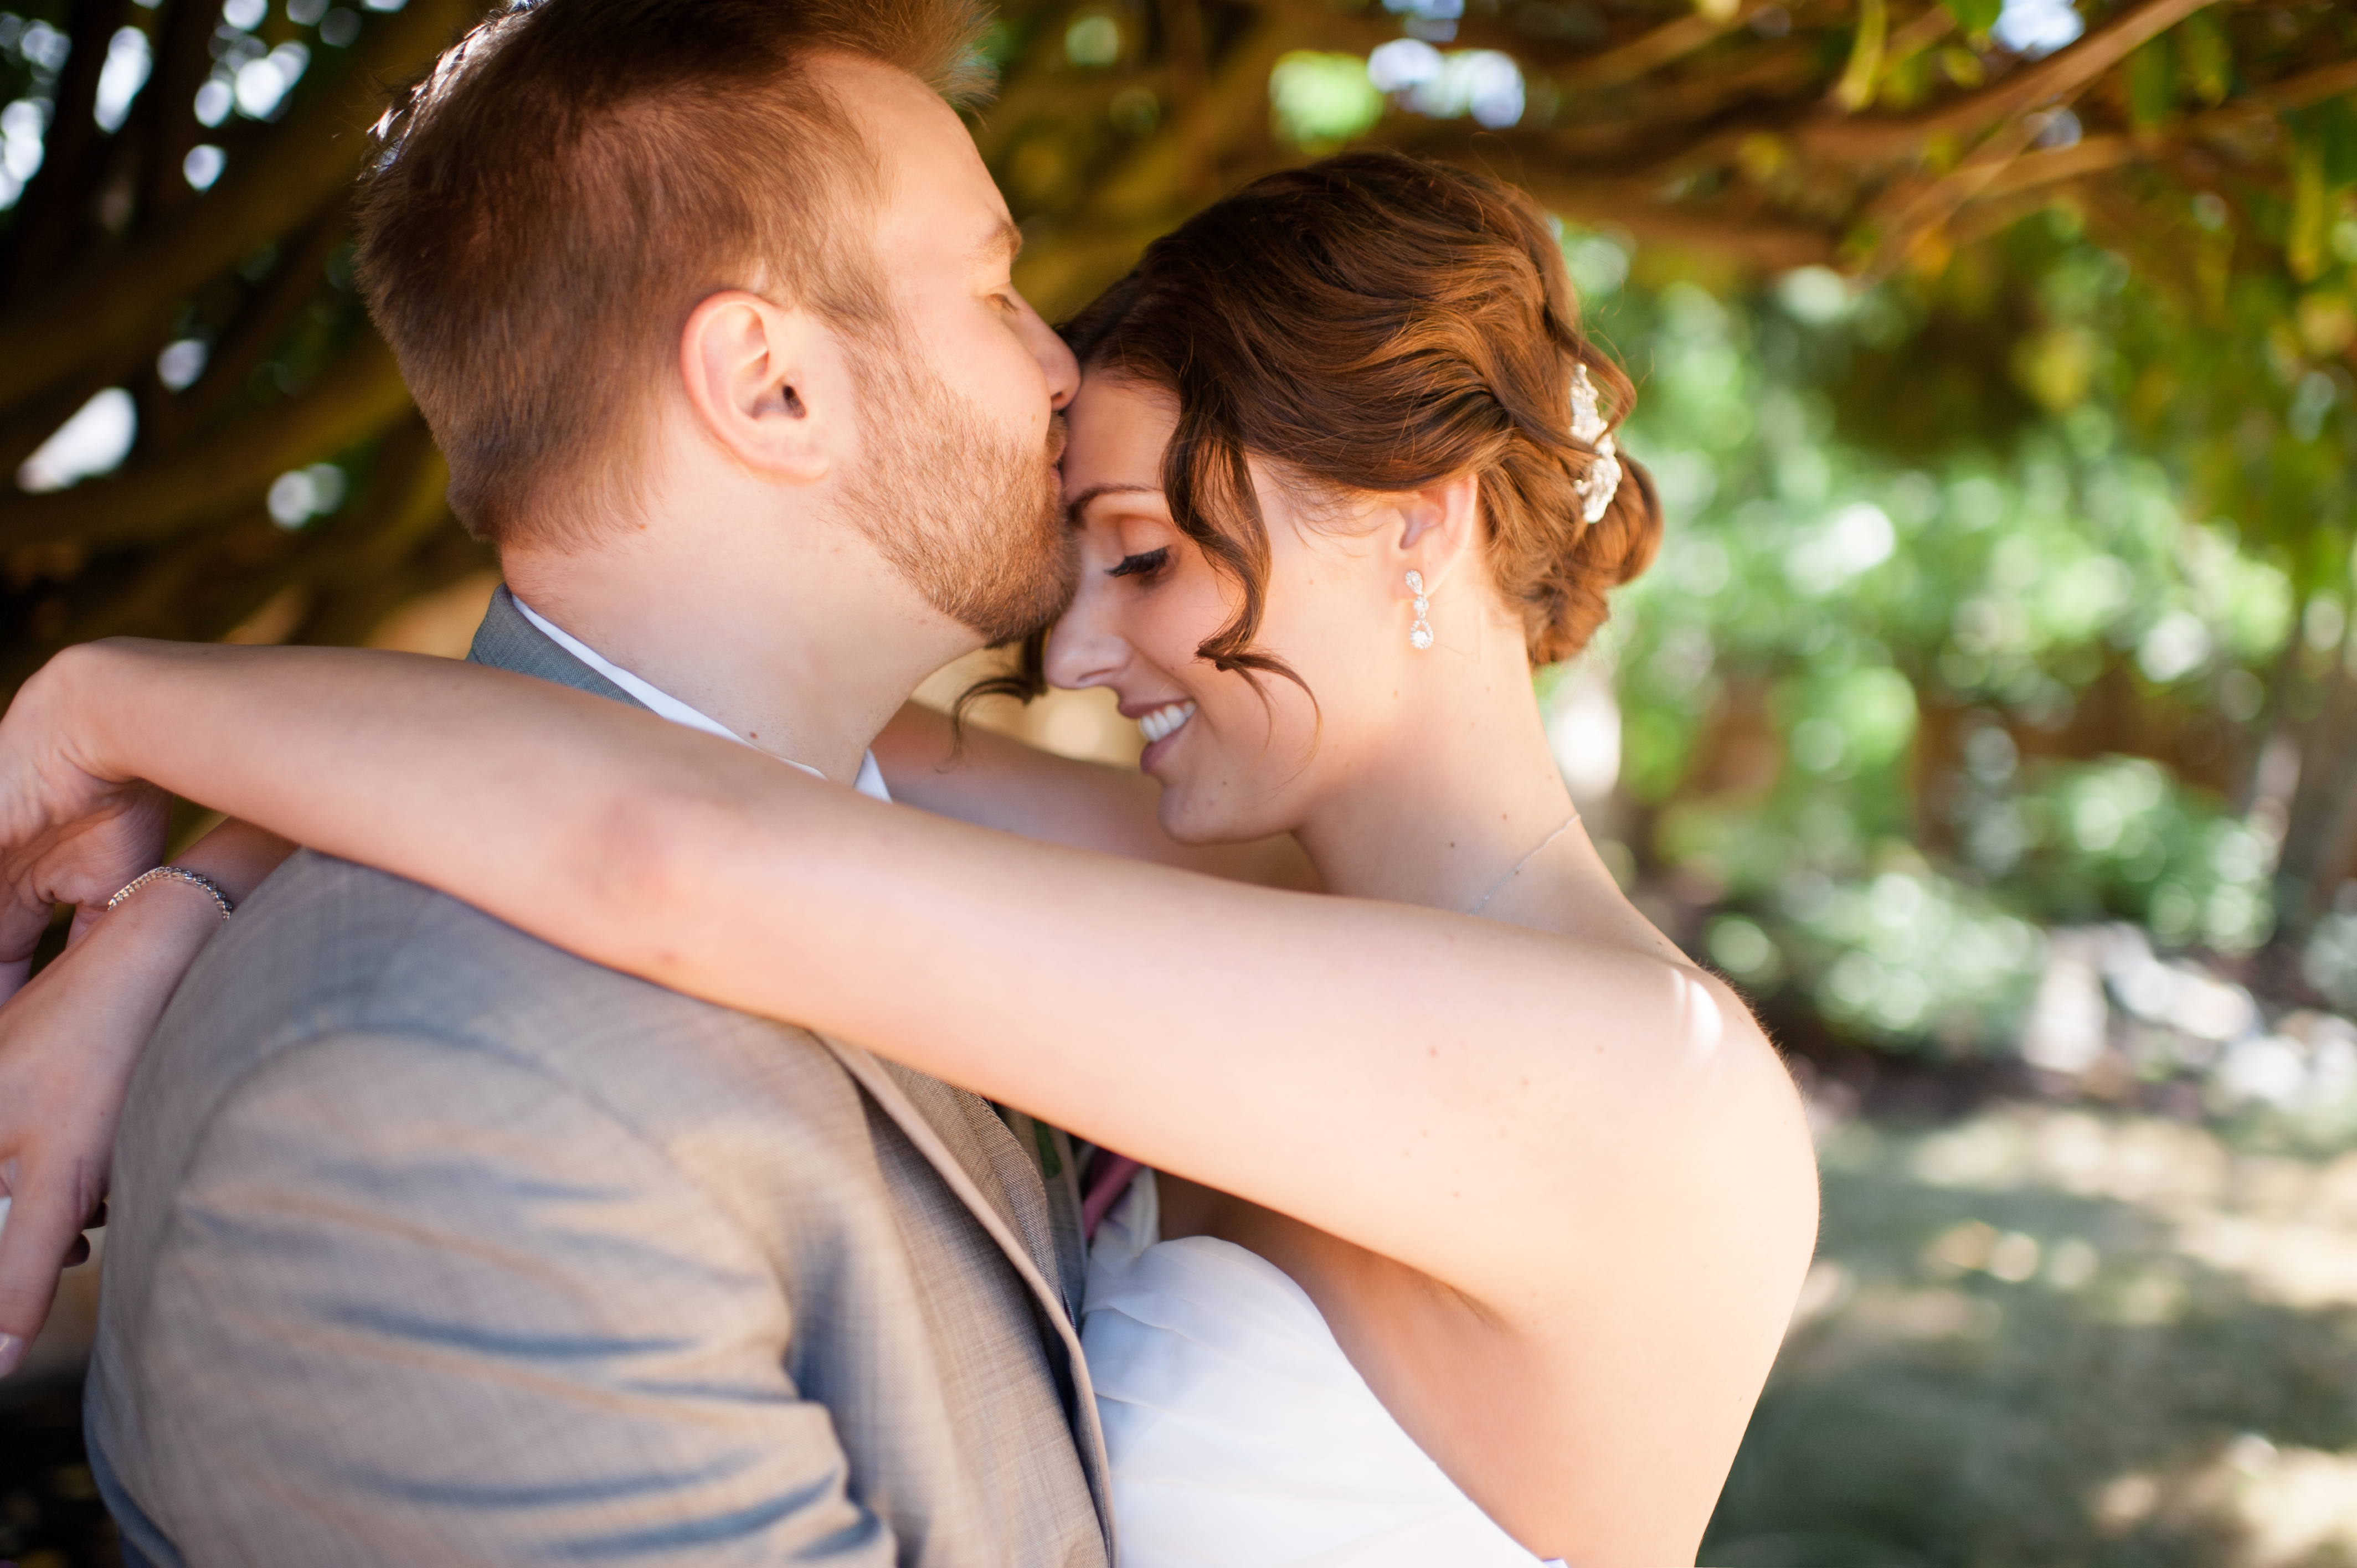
<box><xmin>356</xmin><ymin>0</ymin><xmax>991</xmax><ymax>544</ymax></box>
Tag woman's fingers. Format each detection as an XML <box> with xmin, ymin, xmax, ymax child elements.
<box><xmin>65</xmin><ymin>903</ymin><xmax>108</xmax><ymax>947</ymax></box>
<box><xmin>0</xmin><ymin>888</ymin><xmax>53</xmax><ymax>1001</ymax></box>
<box><xmin>0</xmin><ymin>795</ymin><xmax>172</xmax><ymax>988</ymax></box>
<box><xmin>0</xmin><ymin>1179</ymin><xmax>95</xmax><ymax>1375</ymax></box>
<box><xmin>0</xmin><ymin>897</ymin><xmax>210</xmax><ymax>1375</ymax></box>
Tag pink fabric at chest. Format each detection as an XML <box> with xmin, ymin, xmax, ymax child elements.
<box><xmin>1080</xmin><ymin>1153</ymin><xmax>1144</xmax><ymax>1241</ymax></box>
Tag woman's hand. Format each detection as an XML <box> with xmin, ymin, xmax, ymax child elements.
<box><xmin>0</xmin><ymin>880</ymin><xmax>225</xmax><ymax>1371</ymax></box>
<box><xmin>0</xmin><ymin>642</ymin><xmax>299</xmax><ymax>1371</ymax></box>
<box><xmin>0</xmin><ymin>810</ymin><xmax>295</xmax><ymax>1370</ymax></box>
<box><xmin>0</xmin><ymin>646</ymin><xmax>176</xmax><ymax>993</ymax></box>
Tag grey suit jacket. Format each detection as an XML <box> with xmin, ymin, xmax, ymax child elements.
<box><xmin>86</xmin><ymin>589</ymin><xmax>1113</xmax><ymax>1567</ymax></box>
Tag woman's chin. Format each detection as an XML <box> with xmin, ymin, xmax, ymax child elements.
<box><xmin>1146</xmin><ymin>725</ymin><xmax>1315</xmax><ymax>848</ymax></box>
<box><xmin>1151</xmin><ymin>781</ymin><xmax>1224</xmax><ymax>849</ymax></box>
<box><xmin>1154</xmin><ymin>782</ymin><xmax>1282</xmax><ymax>852</ymax></box>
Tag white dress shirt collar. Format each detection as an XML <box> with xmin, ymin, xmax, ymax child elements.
<box><xmin>511</xmin><ymin>595</ymin><xmax>891</xmax><ymax>803</ymax></box>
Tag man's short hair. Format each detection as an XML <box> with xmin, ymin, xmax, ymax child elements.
<box><xmin>356</xmin><ymin>0</ymin><xmax>991</xmax><ymax>545</ymax></box>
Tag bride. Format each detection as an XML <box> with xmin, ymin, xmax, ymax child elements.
<box><xmin>0</xmin><ymin>151</ymin><xmax>1815</xmax><ymax>1566</ymax></box>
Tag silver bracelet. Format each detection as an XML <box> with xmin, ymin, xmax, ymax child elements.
<box><xmin>107</xmin><ymin>866</ymin><xmax>236</xmax><ymax>921</ymax></box>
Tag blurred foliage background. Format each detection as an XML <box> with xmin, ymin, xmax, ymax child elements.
<box><xmin>5</xmin><ymin>0</ymin><xmax>2357</xmax><ymax>1561</ymax></box>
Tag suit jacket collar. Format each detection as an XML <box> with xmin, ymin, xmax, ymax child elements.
<box><xmin>467</xmin><ymin>585</ymin><xmax>645</xmax><ymax>707</ymax></box>
<box><xmin>816</xmin><ymin>1038</ymin><xmax>1113</xmax><ymax>1536</ymax></box>
<box><xmin>466</xmin><ymin>584</ymin><xmax>1115</xmax><ymax>1550</ymax></box>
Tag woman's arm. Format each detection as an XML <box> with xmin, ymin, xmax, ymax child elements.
<box><xmin>871</xmin><ymin>702</ymin><xmax>1320</xmax><ymax>889</ymax></box>
<box><xmin>0</xmin><ymin>816</ymin><xmax>292</xmax><ymax>1364</ymax></box>
<box><xmin>4</xmin><ymin>639</ymin><xmax>1814</xmax><ymax>1325</ymax></box>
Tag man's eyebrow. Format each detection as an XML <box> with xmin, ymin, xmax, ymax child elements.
<box><xmin>1065</xmin><ymin>481</ymin><xmax>1160</xmax><ymax>523</ymax></box>
<box><xmin>976</xmin><ymin>217</ymin><xmax>1022</xmax><ymax>266</ymax></box>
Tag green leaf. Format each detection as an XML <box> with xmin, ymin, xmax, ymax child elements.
<box><xmin>1939</xmin><ymin>0</ymin><xmax>2001</xmax><ymax>39</ymax></box>
<box><xmin>1268</xmin><ymin>50</ymin><xmax>1384</xmax><ymax>152</ymax></box>
<box><xmin>2289</xmin><ymin>138</ymin><xmax>2330</xmax><ymax>283</ymax></box>
<box><xmin>2319</xmin><ymin>96</ymin><xmax>2357</xmax><ymax>189</ymax></box>
<box><xmin>1834</xmin><ymin>0</ymin><xmax>1890</xmax><ymax>112</ymax></box>
<box><xmin>2286</xmin><ymin>98</ymin><xmax>2357</xmax><ymax>199</ymax></box>
<box><xmin>2128</xmin><ymin>36</ymin><xmax>2174</xmax><ymax>129</ymax></box>
<box><xmin>2176</xmin><ymin>7</ymin><xmax>2230</xmax><ymax>106</ymax></box>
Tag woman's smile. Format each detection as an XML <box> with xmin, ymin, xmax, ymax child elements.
<box><xmin>1133</xmin><ymin>698</ymin><xmax>1198</xmax><ymax>763</ymax></box>
<box><xmin>1135</xmin><ymin>699</ymin><xmax>1195</xmax><ymax>744</ymax></box>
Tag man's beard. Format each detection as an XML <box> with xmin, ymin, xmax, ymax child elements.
<box><xmin>838</xmin><ymin>337</ymin><xmax>1074</xmax><ymax>647</ymax></box>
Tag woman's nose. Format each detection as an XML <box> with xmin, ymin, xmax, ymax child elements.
<box><xmin>1044</xmin><ymin>580</ymin><xmax>1125</xmax><ymax>691</ymax></box>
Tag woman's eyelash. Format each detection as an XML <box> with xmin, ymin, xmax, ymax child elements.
<box><xmin>1108</xmin><ymin>548</ymin><xmax>1170</xmax><ymax>579</ymax></box>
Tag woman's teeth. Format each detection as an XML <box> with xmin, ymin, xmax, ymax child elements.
<box><xmin>1138</xmin><ymin>700</ymin><xmax>1196</xmax><ymax>745</ymax></box>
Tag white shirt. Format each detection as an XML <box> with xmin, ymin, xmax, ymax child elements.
<box><xmin>512</xmin><ymin>596</ymin><xmax>892</xmax><ymax>803</ymax></box>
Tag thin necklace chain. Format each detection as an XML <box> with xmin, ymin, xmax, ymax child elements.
<box><xmin>1464</xmin><ymin>811</ymin><xmax>1582</xmax><ymax>916</ymax></box>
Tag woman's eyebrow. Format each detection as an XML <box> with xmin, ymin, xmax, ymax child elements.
<box><xmin>1065</xmin><ymin>481</ymin><xmax>1162</xmax><ymax>524</ymax></box>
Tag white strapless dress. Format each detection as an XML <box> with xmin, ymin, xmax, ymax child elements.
<box><xmin>1082</xmin><ymin>1172</ymin><xmax>1562</xmax><ymax>1567</ymax></box>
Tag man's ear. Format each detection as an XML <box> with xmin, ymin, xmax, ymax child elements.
<box><xmin>676</xmin><ymin>290</ymin><xmax>843</xmax><ymax>483</ymax></box>
<box><xmin>1390</xmin><ymin>470</ymin><xmax>1482</xmax><ymax>593</ymax></box>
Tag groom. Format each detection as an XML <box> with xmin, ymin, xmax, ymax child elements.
<box><xmin>69</xmin><ymin>0</ymin><xmax>1118</xmax><ymax>1562</ymax></box>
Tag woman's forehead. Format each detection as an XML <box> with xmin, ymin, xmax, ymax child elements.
<box><xmin>1062</xmin><ymin>375</ymin><xmax>1176</xmax><ymax>503</ymax></box>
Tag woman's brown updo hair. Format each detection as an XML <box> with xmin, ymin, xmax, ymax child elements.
<box><xmin>1039</xmin><ymin>148</ymin><xmax>1660</xmax><ymax>692</ymax></box>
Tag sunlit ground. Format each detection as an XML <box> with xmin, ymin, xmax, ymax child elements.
<box><xmin>1707</xmin><ymin>1101</ymin><xmax>2357</xmax><ymax>1568</ymax></box>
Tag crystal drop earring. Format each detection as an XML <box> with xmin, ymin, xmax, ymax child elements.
<box><xmin>1406</xmin><ymin>570</ymin><xmax>1433</xmax><ymax>650</ymax></box>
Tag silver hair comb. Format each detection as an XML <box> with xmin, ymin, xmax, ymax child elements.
<box><xmin>1569</xmin><ymin>362</ymin><xmax>1623</xmax><ymax>525</ymax></box>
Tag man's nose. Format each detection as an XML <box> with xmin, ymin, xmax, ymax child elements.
<box><xmin>1022</xmin><ymin>302</ymin><xmax>1080</xmax><ymax>411</ymax></box>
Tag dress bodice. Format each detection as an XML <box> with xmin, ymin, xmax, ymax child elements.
<box><xmin>1080</xmin><ymin>1172</ymin><xmax>1557</xmax><ymax>1568</ymax></box>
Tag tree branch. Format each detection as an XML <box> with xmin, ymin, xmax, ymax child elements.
<box><xmin>0</xmin><ymin>297</ymin><xmax>181</xmax><ymax>477</ymax></box>
<box><xmin>0</xmin><ymin>332</ymin><xmax>413</xmax><ymax>553</ymax></box>
<box><xmin>0</xmin><ymin>0</ymin><xmax>481</xmax><ymax>415</ymax></box>
<box><xmin>130</xmin><ymin>0</ymin><xmax>220</xmax><ymax>231</ymax></box>
<box><xmin>1</xmin><ymin>0</ymin><xmax>132</xmax><ymax>298</ymax></box>
<box><xmin>1551</xmin><ymin>0</ymin><xmax>1780</xmax><ymax>92</ymax></box>
<box><xmin>151</xmin><ymin>207</ymin><xmax>350</xmax><ymax>445</ymax></box>
<box><xmin>1797</xmin><ymin>0</ymin><xmax>2223</xmax><ymax>164</ymax></box>
<box><xmin>1509</xmin><ymin>165</ymin><xmax>1838</xmax><ymax>269</ymax></box>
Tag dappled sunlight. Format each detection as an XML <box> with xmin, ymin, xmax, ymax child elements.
<box><xmin>1543</xmin><ymin>662</ymin><xmax>1622</xmax><ymax>807</ymax></box>
<box><xmin>1825</xmin><ymin>1278</ymin><xmax>2003</xmax><ymax>1346</ymax></box>
<box><xmin>1712</xmin><ymin>1101</ymin><xmax>2357</xmax><ymax>1564</ymax></box>
<box><xmin>2171</xmin><ymin>1213</ymin><xmax>2357</xmax><ymax>1312</ymax></box>
<box><xmin>1900</xmin><ymin>1105</ymin><xmax>2357</xmax><ymax>1308</ymax></box>
<box><xmin>2219</xmin><ymin>1443</ymin><xmax>2357</xmax><ymax>1568</ymax></box>
<box><xmin>1904</xmin><ymin>1106</ymin><xmax>2230</xmax><ymax>1205</ymax></box>
<box><xmin>17</xmin><ymin>388</ymin><xmax>134</xmax><ymax>492</ymax></box>
<box><xmin>2090</xmin><ymin>1441</ymin><xmax>2357</xmax><ymax>1568</ymax></box>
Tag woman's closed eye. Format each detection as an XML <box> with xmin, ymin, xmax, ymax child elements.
<box><xmin>1108</xmin><ymin>547</ymin><xmax>1170</xmax><ymax>580</ymax></box>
